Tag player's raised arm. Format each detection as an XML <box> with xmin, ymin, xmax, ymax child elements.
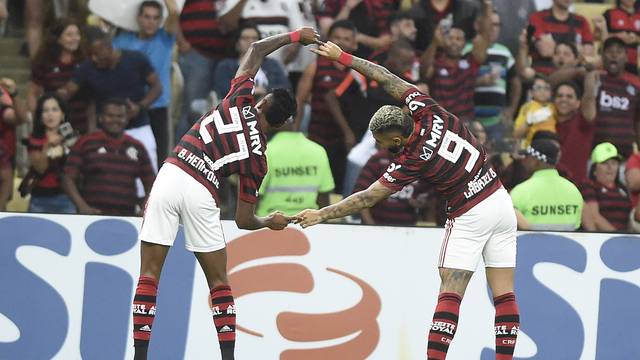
<box><xmin>236</xmin><ymin>27</ymin><xmax>320</xmax><ymax>78</ymax></box>
<box><xmin>294</xmin><ymin>181</ymin><xmax>394</xmax><ymax>228</ymax></box>
<box><xmin>311</xmin><ymin>41</ymin><xmax>416</xmax><ymax>101</ymax></box>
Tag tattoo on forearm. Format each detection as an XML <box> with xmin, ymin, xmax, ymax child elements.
<box><xmin>321</xmin><ymin>191</ymin><xmax>372</xmax><ymax>220</ymax></box>
<box><xmin>351</xmin><ymin>57</ymin><xmax>413</xmax><ymax>100</ymax></box>
<box><xmin>321</xmin><ymin>188</ymin><xmax>382</xmax><ymax>220</ymax></box>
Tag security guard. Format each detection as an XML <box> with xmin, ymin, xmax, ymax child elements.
<box><xmin>510</xmin><ymin>138</ymin><xmax>584</xmax><ymax>230</ymax></box>
<box><xmin>257</xmin><ymin>122</ymin><xmax>335</xmax><ymax>216</ymax></box>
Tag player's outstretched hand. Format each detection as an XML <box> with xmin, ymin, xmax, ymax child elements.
<box><xmin>293</xmin><ymin>209</ymin><xmax>324</xmax><ymax>228</ymax></box>
<box><xmin>310</xmin><ymin>41</ymin><xmax>343</xmax><ymax>62</ymax></box>
<box><xmin>267</xmin><ymin>211</ymin><xmax>297</xmax><ymax>230</ymax></box>
<box><xmin>297</xmin><ymin>27</ymin><xmax>322</xmax><ymax>46</ymax></box>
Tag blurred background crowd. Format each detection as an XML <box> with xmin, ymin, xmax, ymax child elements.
<box><xmin>1</xmin><ymin>0</ymin><xmax>640</xmax><ymax>233</ymax></box>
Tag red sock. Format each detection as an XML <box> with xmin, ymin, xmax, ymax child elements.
<box><xmin>427</xmin><ymin>292</ymin><xmax>462</xmax><ymax>360</ymax></box>
<box><xmin>132</xmin><ymin>276</ymin><xmax>158</xmax><ymax>359</ymax></box>
<box><xmin>210</xmin><ymin>285</ymin><xmax>236</xmax><ymax>360</ymax></box>
<box><xmin>494</xmin><ymin>292</ymin><xmax>520</xmax><ymax>360</ymax></box>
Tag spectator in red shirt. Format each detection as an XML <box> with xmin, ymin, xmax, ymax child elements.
<box><xmin>23</xmin><ymin>94</ymin><xmax>76</xmax><ymax>213</ymax></box>
<box><xmin>28</xmin><ymin>18</ymin><xmax>89</xmax><ymax>134</ymax></box>
<box><xmin>582</xmin><ymin>142</ymin><xmax>632</xmax><ymax>232</ymax></box>
<box><xmin>603</xmin><ymin>0</ymin><xmax>640</xmax><ymax>74</ymax></box>
<box><xmin>175</xmin><ymin>0</ymin><xmax>248</xmax><ymax>140</ymax></box>
<box><xmin>354</xmin><ymin>149</ymin><xmax>429</xmax><ymax>226</ymax></box>
<box><xmin>0</xmin><ymin>77</ymin><xmax>28</xmax><ymax>211</ymax></box>
<box><xmin>369</xmin><ymin>12</ymin><xmax>420</xmax><ymax>82</ymax></box>
<box><xmin>593</xmin><ymin>37</ymin><xmax>640</xmax><ymax>158</ymax></box>
<box><xmin>420</xmin><ymin>0</ymin><xmax>493</xmax><ymax>122</ymax></box>
<box><xmin>555</xmin><ymin>71</ymin><xmax>598</xmax><ymax>185</ymax></box>
<box><xmin>411</xmin><ymin>0</ymin><xmax>480</xmax><ymax>52</ymax></box>
<box><xmin>318</xmin><ymin>0</ymin><xmax>398</xmax><ymax>57</ymax></box>
<box><xmin>294</xmin><ymin>20</ymin><xmax>359</xmax><ymax>193</ymax></box>
<box><xmin>63</xmin><ymin>98</ymin><xmax>155</xmax><ymax>216</ymax></box>
<box><xmin>625</xmin><ymin>151</ymin><xmax>640</xmax><ymax>206</ymax></box>
<box><xmin>527</xmin><ymin>0</ymin><xmax>595</xmax><ymax>75</ymax></box>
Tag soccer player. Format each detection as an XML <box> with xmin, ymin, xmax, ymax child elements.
<box><xmin>297</xmin><ymin>39</ymin><xmax>520</xmax><ymax>359</ymax></box>
<box><xmin>132</xmin><ymin>27</ymin><xmax>320</xmax><ymax>360</ymax></box>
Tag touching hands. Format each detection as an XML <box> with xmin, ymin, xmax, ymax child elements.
<box><xmin>293</xmin><ymin>209</ymin><xmax>325</xmax><ymax>228</ymax></box>
<box><xmin>297</xmin><ymin>27</ymin><xmax>322</xmax><ymax>46</ymax></box>
<box><xmin>267</xmin><ymin>211</ymin><xmax>299</xmax><ymax>230</ymax></box>
<box><xmin>310</xmin><ymin>41</ymin><xmax>344</xmax><ymax>62</ymax></box>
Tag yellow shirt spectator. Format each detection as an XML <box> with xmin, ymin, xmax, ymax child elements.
<box><xmin>514</xmin><ymin>100</ymin><xmax>557</xmax><ymax>146</ymax></box>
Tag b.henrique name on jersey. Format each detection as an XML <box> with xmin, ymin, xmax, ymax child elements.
<box><xmin>166</xmin><ymin>75</ymin><xmax>268</xmax><ymax>205</ymax></box>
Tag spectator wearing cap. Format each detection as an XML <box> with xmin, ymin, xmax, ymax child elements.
<box><xmin>592</xmin><ymin>37</ymin><xmax>640</xmax><ymax>158</ymax></box>
<box><xmin>510</xmin><ymin>138</ymin><xmax>584</xmax><ymax>231</ymax></box>
<box><xmin>420</xmin><ymin>0</ymin><xmax>493</xmax><ymax>123</ymax></box>
<box><xmin>582</xmin><ymin>142</ymin><xmax>632</xmax><ymax>232</ymax></box>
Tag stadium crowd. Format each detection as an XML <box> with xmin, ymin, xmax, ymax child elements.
<box><xmin>2</xmin><ymin>0</ymin><xmax>640</xmax><ymax>233</ymax></box>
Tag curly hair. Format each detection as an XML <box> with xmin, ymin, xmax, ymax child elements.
<box><xmin>369</xmin><ymin>105</ymin><xmax>414</xmax><ymax>137</ymax></box>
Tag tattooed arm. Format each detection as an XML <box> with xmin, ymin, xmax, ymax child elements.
<box><xmin>312</xmin><ymin>41</ymin><xmax>417</xmax><ymax>101</ymax></box>
<box><xmin>295</xmin><ymin>181</ymin><xmax>394</xmax><ymax>227</ymax></box>
<box><xmin>236</xmin><ymin>27</ymin><xmax>320</xmax><ymax>78</ymax></box>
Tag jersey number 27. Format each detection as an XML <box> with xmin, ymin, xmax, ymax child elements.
<box><xmin>199</xmin><ymin>106</ymin><xmax>250</xmax><ymax>171</ymax></box>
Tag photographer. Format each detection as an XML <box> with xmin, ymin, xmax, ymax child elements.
<box><xmin>23</xmin><ymin>94</ymin><xmax>77</xmax><ymax>213</ymax></box>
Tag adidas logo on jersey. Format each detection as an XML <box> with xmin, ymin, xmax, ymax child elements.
<box><xmin>139</xmin><ymin>325</ymin><xmax>151</xmax><ymax>332</ymax></box>
<box><xmin>219</xmin><ymin>325</ymin><xmax>233</xmax><ymax>333</ymax></box>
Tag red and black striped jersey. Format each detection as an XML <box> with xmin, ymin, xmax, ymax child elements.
<box><xmin>0</xmin><ymin>86</ymin><xmax>16</xmax><ymax>164</ymax></box>
<box><xmin>27</xmin><ymin>135</ymin><xmax>66</xmax><ymax>196</ymax></box>
<box><xmin>355</xmin><ymin>149</ymin><xmax>428</xmax><ymax>226</ymax></box>
<box><xmin>528</xmin><ymin>9</ymin><xmax>594</xmax><ymax>75</ymax></box>
<box><xmin>593</xmin><ymin>72</ymin><xmax>640</xmax><ymax>158</ymax></box>
<box><xmin>428</xmin><ymin>54</ymin><xmax>479</xmax><ymax>122</ymax></box>
<box><xmin>581</xmin><ymin>180</ymin><xmax>631</xmax><ymax>231</ymax></box>
<box><xmin>319</xmin><ymin>0</ymin><xmax>396</xmax><ymax>37</ymax></box>
<box><xmin>64</xmin><ymin>131</ymin><xmax>155</xmax><ymax>216</ymax></box>
<box><xmin>167</xmin><ymin>75</ymin><xmax>267</xmax><ymax>204</ymax></box>
<box><xmin>378</xmin><ymin>89</ymin><xmax>501</xmax><ymax>218</ymax></box>
<box><xmin>604</xmin><ymin>8</ymin><xmax>640</xmax><ymax>72</ymax></box>
<box><xmin>308</xmin><ymin>57</ymin><xmax>354</xmax><ymax>145</ymax></box>
<box><xmin>32</xmin><ymin>59</ymin><xmax>89</xmax><ymax>134</ymax></box>
<box><xmin>179</xmin><ymin>0</ymin><xmax>230</xmax><ymax>59</ymax></box>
